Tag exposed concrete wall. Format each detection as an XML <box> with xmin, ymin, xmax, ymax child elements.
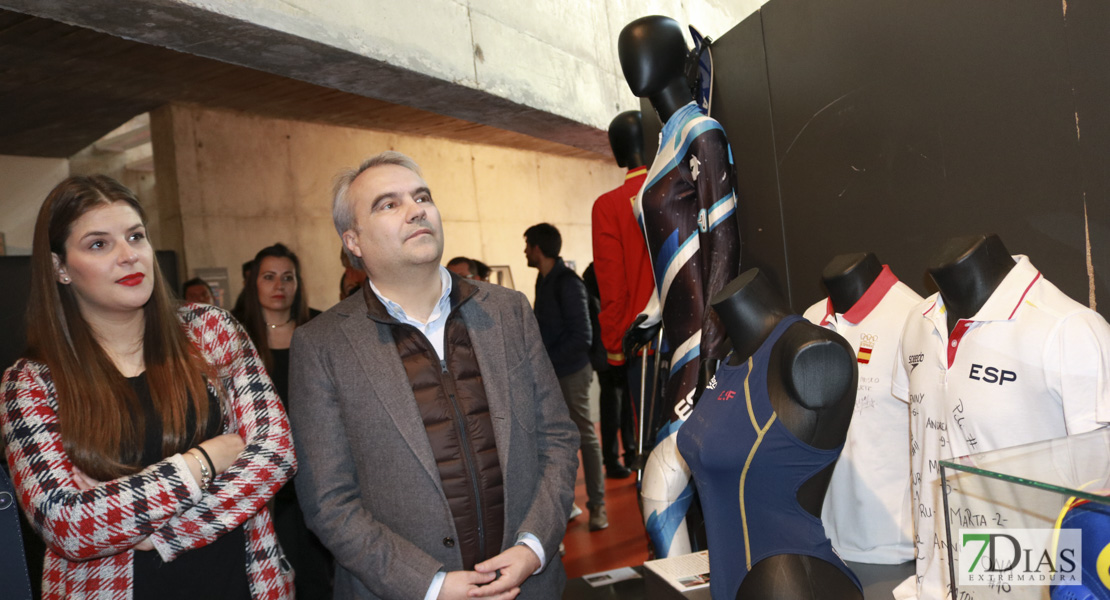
<box><xmin>0</xmin><ymin>154</ymin><xmax>68</xmax><ymax>255</ymax></box>
<box><xmin>152</xmin><ymin>104</ymin><xmax>625</xmax><ymax>312</ymax></box>
<box><xmin>3</xmin><ymin>0</ymin><xmax>765</xmax><ymax>154</ymax></box>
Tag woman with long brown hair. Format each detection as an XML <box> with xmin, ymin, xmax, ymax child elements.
<box><xmin>0</xmin><ymin>175</ymin><xmax>296</xmax><ymax>599</ymax></box>
<box><xmin>239</xmin><ymin>243</ymin><xmax>314</xmax><ymax>389</ymax></box>
<box><xmin>239</xmin><ymin>243</ymin><xmax>332</xmax><ymax>599</ymax></box>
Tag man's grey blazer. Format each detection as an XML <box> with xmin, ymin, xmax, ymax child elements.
<box><xmin>289</xmin><ymin>280</ymin><xmax>579</xmax><ymax>599</ymax></box>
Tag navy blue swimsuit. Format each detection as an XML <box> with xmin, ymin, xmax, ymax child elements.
<box><xmin>677</xmin><ymin>316</ymin><xmax>861</xmax><ymax>600</ymax></box>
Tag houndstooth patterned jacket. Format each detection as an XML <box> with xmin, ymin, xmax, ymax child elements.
<box><xmin>1</xmin><ymin>304</ymin><xmax>297</xmax><ymax>599</ymax></box>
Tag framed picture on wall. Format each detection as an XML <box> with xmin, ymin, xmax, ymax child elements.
<box><xmin>490</xmin><ymin>265</ymin><xmax>514</xmax><ymax>290</ymax></box>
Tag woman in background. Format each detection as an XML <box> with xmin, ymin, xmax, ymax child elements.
<box><xmin>0</xmin><ymin>175</ymin><xmax>296</xmax><ymax>599</ymax></box>
<box><xmin>240</xmin><ymin>242</ymin><xmax>333</xmax><ymax>599</ymax></box>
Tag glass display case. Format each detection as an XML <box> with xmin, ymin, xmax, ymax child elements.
<box><xmin>940</xmin><ymin>427</ymin><xmax>1110</xmax><ymax>599</ymax></box>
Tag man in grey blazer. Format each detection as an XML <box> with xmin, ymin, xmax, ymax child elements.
<box><xmin>289</xmin><ymin>151</ymin><xmax>579</xmax><ymax>600</ymax></box>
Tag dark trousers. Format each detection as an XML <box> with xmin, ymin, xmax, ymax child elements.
<box><xmin>597</xmin><ymin>365</ymin><xmax>636</xmax><ymax>469</ymax></box>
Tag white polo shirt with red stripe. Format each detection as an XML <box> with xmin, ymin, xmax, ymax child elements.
<box><xmin>891</xmin><ymin>254</ymin><xmax>1110</xmax><ymax>599</ymax></box>
<box><xmin>803</xmin><ymin>265</ymin><xmax>922</xmax><ymax>564</ymax></box>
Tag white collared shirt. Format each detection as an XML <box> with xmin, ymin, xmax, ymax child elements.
<box><xmin>367</xmin><ymin>267</ymin><xmax>453</xmax><ymax>359</ymax></box>
<box><xmin>803</xmin><ymin>265</ymin><xmax>922</xmax><ymax>564</ymax></box>
<box><xmin>891</xmin><ymin>255</ymin><xmax>1110</xmax><ymax>599</ymax></box>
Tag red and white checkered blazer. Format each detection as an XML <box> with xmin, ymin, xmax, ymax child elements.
<box><xmin>1</xmin><ymin>304</ymin><xmax>297</xmax><ymax>599</ymax></box>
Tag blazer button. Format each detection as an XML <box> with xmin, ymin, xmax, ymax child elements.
<box><xmin>0</xmin><ymin>491</ymin><xmax>11</xmax><ymax>510</ymax></box>
<box><xmin>443</xmin><ymin>537</ymin><xmax>455</xmax><ymax>548</ymax></box>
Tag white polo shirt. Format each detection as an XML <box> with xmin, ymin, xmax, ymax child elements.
<box><xmin>803</xmin><ymin>265</ymin><xmax>922</xmax><ymax>565</ymax></box>
<box><xmin>891</xmin><ymin>254</ymin><xmax>1110</xmax><ymax>599</ymax></box>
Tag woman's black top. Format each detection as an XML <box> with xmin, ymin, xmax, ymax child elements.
<box><xmin>269</xmin><ymin>348</ymin><xmax>291</xmax><ymax>409</ymax></box>
<box><xmin>268</xmin><ymin>348</ymin><xmax>295</xmax><ymax>506</ymax></box>
<box><xmin>127</xmin><ymin>374</ymin><xmax>251</xmax><ymax>600</ymax></box>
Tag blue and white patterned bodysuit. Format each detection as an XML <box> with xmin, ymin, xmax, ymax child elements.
<box><xmin>636</xmin><ymin>101</ymin><xmax>741</xmax><ymax>556</ymax></box>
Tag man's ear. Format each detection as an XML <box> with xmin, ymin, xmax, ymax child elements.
<box><xmin>341</xmin><ymin>231</ymin><xmax>363</xmax><ymax>259</ymax></box>
<box><xmin>52</xmin><ymin>253</ymin><xmax>70</xmax><ymax>284</ymax></box>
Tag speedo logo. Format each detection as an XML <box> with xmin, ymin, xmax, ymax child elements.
<box><xmin>908</xmin><ymin>353</ymin><xmax>924</xmax><ymax>372</ymax></box>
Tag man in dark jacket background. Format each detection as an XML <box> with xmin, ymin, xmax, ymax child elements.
<box><xmin>524</xmin><ymin>223</ymin><xmax>608</xmax><ymax>531</ymax></box>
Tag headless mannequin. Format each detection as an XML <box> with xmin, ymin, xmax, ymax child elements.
<box><xmin>822</xmin><ymin>252</ymin><xmax>883</xmax><ymax>314</ymax></box>
<box><xmin>710</xmin><ymin>270</ymin><xmax>862</xmax><ymax>600</ymax></box>
<box><xmin>927</xmin><ymin>234</ymin><xmax>1015</xmax><ymax>334</ymax></box>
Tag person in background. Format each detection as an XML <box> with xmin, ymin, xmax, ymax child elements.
<box><xmin>582</xmin><ymin>264</ymin><xmax>634</xmax><ymax>479</ymax></box>
<box><xmin>446</xmin><ymin>255</ymin><xmax>477</xmax><ymax>279</ymax></box>
<box><xmin>232</xmin><ymin>260</ymin><xmax>253</xmax><ymax>321</ymax></box>
<box><xmin>238</xmin><ymin>242</ymin><xmax>332</xmax><ymax>600</ymax></box>
<box><xmin>182</xmin><ymin>277</ymin><xmax>216</xmax><ymax>305</ymax></box>
<box><xmin>339</xmin><ymin>247</ymin><xmax>366</xmax><ymax>300</ymax></box>
<box><xmin>473</xmin><ymin>259</ymin><xmax>492</xmax><ymax>283</ymax></box>
<box><xmin>1</xmin><ymin>175</ymin><xmax>295</xmax><ymax>599</ymax></box>
<box><xmin>524</xmin><ymin>223</ymin><xmax>609</xmax><ymax>531</ymax></box>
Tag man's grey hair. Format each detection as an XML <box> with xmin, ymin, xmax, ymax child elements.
<box><xmin>332</xmin><ymin>151</ymin><xmax>424</xmax><ymax>271</ymax></box>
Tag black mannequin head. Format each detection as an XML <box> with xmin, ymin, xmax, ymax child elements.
<box><xmin>608</xmin><ymin>111</ymin><xmax>645</xmax><ymax>169</ymax></box>
<box><xmin>821</xmin><ymin>252</ymin><xmax>883</xmax><ymax>314</ymax></box>
<box><xmin>618</xmin><ymin>15</ymin><xmax>695</xmax><ymax>123</ymax></box>
<box><xmin>928</xmin><ymin>234</ymin><xmax>1015</xmax><ymax>332</ymax></box>
<box><xmin>710</xmin><ymin>269</ymin><xmax>792</xmax><ymax>364</ymax></box>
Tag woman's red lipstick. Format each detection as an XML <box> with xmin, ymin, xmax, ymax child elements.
<box><xmin>117</xmin><ymin>273</ymin><xmax>145</xmax><ymax>286</ymax></box>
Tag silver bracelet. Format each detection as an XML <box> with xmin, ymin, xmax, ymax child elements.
<box><xmin>189</xmin><ymin>449</ymin><xmax>213</xmax><ymax>487</ymax></box>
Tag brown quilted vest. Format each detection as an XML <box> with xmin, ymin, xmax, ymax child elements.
<box><xmin>363</xmin><ymin>277</ymin><xmax>505</xmax><ymax>570</ymax></box>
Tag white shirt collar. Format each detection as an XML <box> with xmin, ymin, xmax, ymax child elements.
<box><xmin>367</xmin><ymin>266</ymin><xmax>453</xmax><ymax>326</ymax></box>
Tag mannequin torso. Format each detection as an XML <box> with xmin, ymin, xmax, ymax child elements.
<box><xmin>678</xmin><ymin>270</ymin><xmax>861</xmax><ymax>600</ymax></box>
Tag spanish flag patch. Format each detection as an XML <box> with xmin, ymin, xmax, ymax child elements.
<box><xmin>858</xmin><ymin>333</ymin><xmax>877</xmax><ymax>365</ymax></box>
<box><xmin>857</xmin><ymin>346</ymin><xmax>873</xmax><ymax>364</ymax></box>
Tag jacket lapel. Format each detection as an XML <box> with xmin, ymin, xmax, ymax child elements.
<box><xmin>339</xmin><ymin>307</ymin><xmax>443</xmax><ymax>491</ymax></box>
<box><xmin>461</xmin><ymin>287</ymin><xmax>514</xmax><ymax>481</ymax></box>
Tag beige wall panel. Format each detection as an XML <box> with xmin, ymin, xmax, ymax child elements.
<box><xmin>557</xmin><ymin>222</ymin><xmax>595</xmax><ymax>289</ymax></box>
<box><xmin>389</xmin><ymin>135</ymin><xmax>479</xmax><ymax>223</ymax></box>
<box><xmin>286</xmin><ymin>123</ymin><xmax>400</xmax><ymax>220</ymax></box>
<box><xmin>470</xmin><ymin>144</ymin><xmax>543</xmax><ymax>226</ymax></box>
<box><xmin>0</xmin><ymin>155</ymin><xmax>68</xmax><ymax>255</ymax></box>
<box><xmin>441</xmin><ymin>220</ymin><xmax>485</xmax><ymax>272</ymax></box>
<box><xmin>291</xmin><ymin>214</ymin><xmax>347</xmax><ymax>312</ymax></box>
<box><xmin>189</xmin><ymin>109</ymin><xmax>296</xmax><ymax>219</ymax></box>
<box><xmin>536</xmin><ymin>154</ymin><xmax>621</xmax><ymax>225</ymax></box>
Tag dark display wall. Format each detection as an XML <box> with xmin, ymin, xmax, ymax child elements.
<box><xmin>647</xmin><ymin>0</ymin><xmax>1109</xmax><ymax>318</ymax></box>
